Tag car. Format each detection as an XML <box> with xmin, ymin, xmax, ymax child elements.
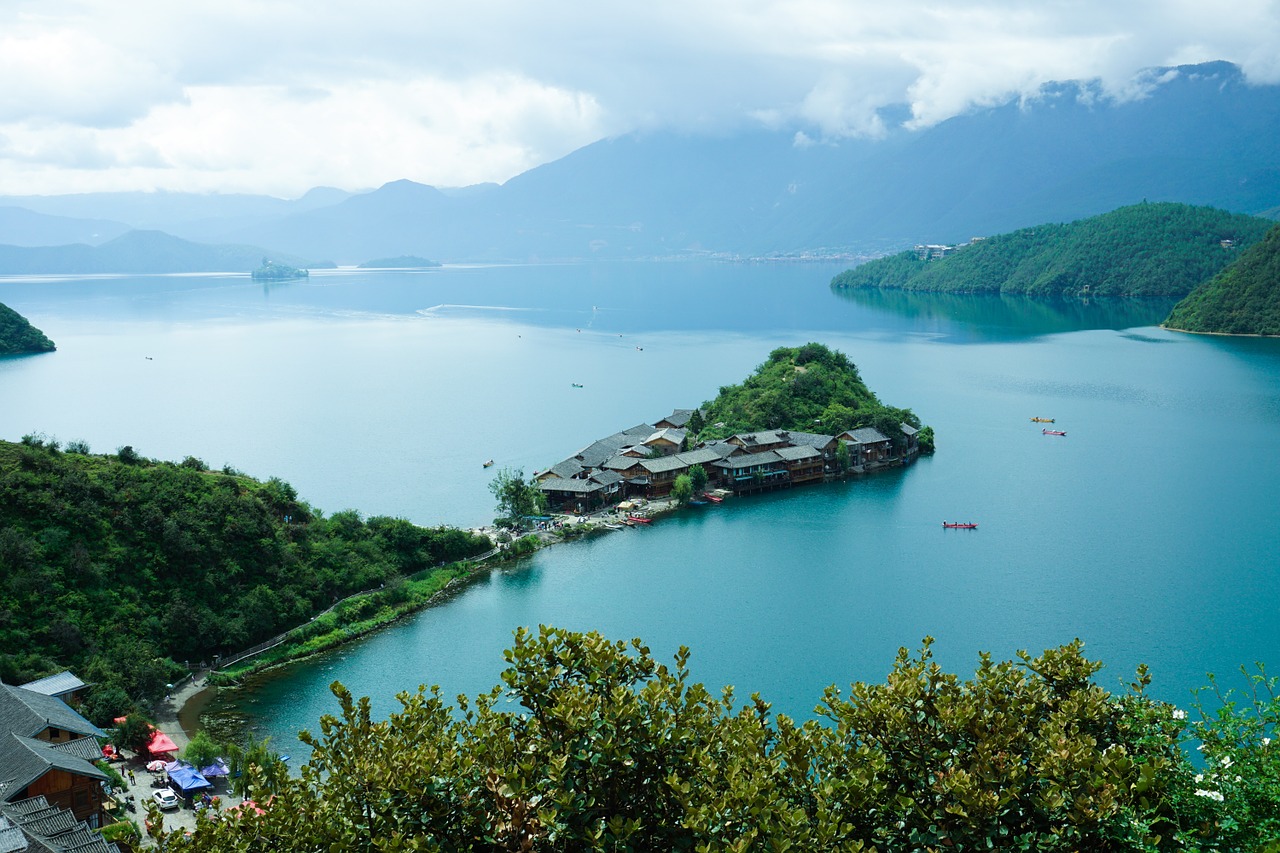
<box><xmin>153</xmin><ymin>789</ymin><xmax>180</xmax><ymax>810</ymax></box>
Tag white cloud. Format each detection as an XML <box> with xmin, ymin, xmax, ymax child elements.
<box><xmin>0</xmin><ymin>0</ymin><xmax>1277</xmax><ymax>194</ymax></box>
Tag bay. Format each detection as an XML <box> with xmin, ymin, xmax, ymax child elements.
<box><xmin>2</xmin><ymin>263</ymin><xmax>1277</xmax><ymax>759</ymax></box>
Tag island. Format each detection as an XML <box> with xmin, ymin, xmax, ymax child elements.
<box><xmin>357</xmin><ymin>255</ymin><xmax>442</xmax><ymax>269</ymax></box>
<box><xmin>0</xmin><ymin>301</ymin><xmax>56</xmax><ymax>355</ymax></box>
<box><xmin>251</xmin><ymin>257</ymin><xmax>309</xmax><ymax>280</ymax></box>
<box><xmin>1164</xmin><ymin>222</ymin><xmax>1280</xmax><ymax>336</ymax></box>
<box><xmin>831</xmin><ymin>202</ymin><xmax>1273</xmax><ymax>299</ymax></box>
<box><xmin>530</xmin><ymin>343</ymin><xmax>933</xmax><ymax>515</ymax></box>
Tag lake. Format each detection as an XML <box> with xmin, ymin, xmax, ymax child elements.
<box><xmin>2</xmin><ymin>263</ymin><xmax>1277</xmax><ymax>757</ymax></box>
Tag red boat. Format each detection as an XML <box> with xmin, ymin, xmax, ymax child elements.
<box><xmin>1042</xmin><ymin>429</ymin><xmax>1067</xmax><ymax>436</ymax></box>
<box><xmin>942</xmin><ymin>521</ymin><xmax>978</xmax><ymax>529</ymax></box>
<box><xmin>704</xmin><ymin>494</ymin><xmax>723</xmax><ymax>503</ymax></box>
<box><xmin>627</xmin><ymin>516</ymin><xmax>652</xmax><ymax>524</ymax></box>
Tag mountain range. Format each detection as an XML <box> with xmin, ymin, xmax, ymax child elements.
<box><xmin>2</xmin><ymin>60</ymin><xmax>1279</xmax><ymax>271</ymax></box>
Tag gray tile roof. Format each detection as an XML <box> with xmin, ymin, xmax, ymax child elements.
<box><xmin>0</xmin><ymin>735</ymin><xmax>108</xmax><ymax>804</ymax></box>
<box><xmin>544</xmin><ymin>459</ymin><xmax>584</xmax><ymax>479</ymax></box>
<box><xmin>588</xmin><ymin>470</ymin><xmax>623</xmax><ymax>486</ymax></box>
<box><xmin>536</xmin><ymin>478</ymin><xmax>603</xmax><ymax>494</ymax></box>
<box><xmin>48</xmin><ymin>739</ymin><xmax>100</xmax><ymax>762</ymax></box>
<box><xmin>573</xmin><ymin>424</ymin><xmax>656</xmax><ymax>468</ymax></box>
<box><xmin>785</xmin><ymin>431</ymin><xmax>836</xmax><ymax>450</ymax></box>
<box><xmin>643</xmin><ymin>428</ymin><xmax>685</xmax><ymax>446</ymax></box>
<box><xmin>673</xmin><ymin>447</ymin><xmax>721</xmax><ymax>466</ymax></box>
<box><xmin>602</xmin><ymin>456</ymin><xmax>644</xmax><ymax>472</ymax></box>
<box><xmin>776</xmin><ymin>445</ymin><xmax>821</xmax><ymax>461</ymax></box>
<box><xmin>730</xmin><ymin>430</ymin><xmax>786</xmax><ymax>447</ymax></box>
<box><xmin>900</xmin><ymin>423</ymin><xmax>918</xmax><ymax>436</ymax></box>
<box><xmin>655</xmin><ymin>409</ymin><xmax>695</xmax><ymax>428</ymax></box>
<box><xmin>845</xmin><ymin>427</ymin><xmax>891</xmax><ymax>444</ymax></box>
<box><xmin>0</xmin><ymin>799</ymin><xmax>119</xmax><ymax>853</ymax></box>
<box><xmin>15</xmin><ymin>675</ymin><xmax>86</xmax><ymax>700</ymax></box>
<box><xmin>713</xmin><ymin>450</ymin><xmax>784</xmax><ymax>469</ymax></box>
<box><xmin>0</xmin><ymin>686</ymin><xmax>104</xmax><ymax>742</ymax></box>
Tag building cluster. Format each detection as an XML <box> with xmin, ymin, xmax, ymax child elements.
<box><xmin>536</xmin><ymin>409</ymin><xmax>919</xmax><ymax>513</ymax></box>
<box><xmin>0</xmin><ymin>674</ymin><xmax>121</xmax><ymax>852</ymax></box>
<box><xmin>914</xmin><ymin>236</ymin><xmax>986</xmax><ymax>260</ymax></box>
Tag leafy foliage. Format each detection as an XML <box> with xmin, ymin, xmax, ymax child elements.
<box><xmin>695</xmin><ymin>342</ymin><xmax>921</xmax><ymax>440</ymax></box>
<box><xmin>671</xmin><ymin>473</ymin><xmax>693</xmax><ymax>505</ymax></box>
<box><xmin>0</xmin><ymin>440</ymin><xmax>489</xmax><ymax>720</ymax></box>
<box><xmin>0</xmin><ymin>301</ymin><xmax>55</xmax><ymax>354</ymax></box>
<box><xmin>1164</xmin><ymin>223</ymin><xmax>1280</xmax><ymax>335</ymax></box>
<box><xmin>488</xmin><ymin>467</ymin><xmax>548</xmax><ymax>528</ymax></box>
<box><xmin>155</xmin><ymin>627</ymin><xmax>1278</xmax><ymax>852</ymax></box>
<box><xmin>832</xmin><ymin>203</ymin><xmax>1274</xmax><ymax>299</ymax></box>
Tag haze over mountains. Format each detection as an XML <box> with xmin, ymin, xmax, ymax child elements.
<box><xmin>2</xmin><ymin>61</ymin><xmax>1278</xmax><ymax>272</ymax></box>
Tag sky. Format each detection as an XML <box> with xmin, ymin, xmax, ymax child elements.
<box><xmin>2</xmin><ymin>0</ymin><xmax>1279</xmax><ymax>198</ymax></box>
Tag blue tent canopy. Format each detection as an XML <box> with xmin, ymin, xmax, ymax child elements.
<box><xmin>168</xmin><ymin>765</ymin><xmax>213</xmax><ymax>794</ymax></box>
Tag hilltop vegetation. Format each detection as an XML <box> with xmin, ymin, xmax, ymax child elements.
<box><xmin>693</xmin><ymin>342</ymin><xmax>929</xmax><ymax>449</ymax></box>
<box><xmin>1164</xmin><ymin>223</ymin><xmax>1280</xmax><ymax>335</ymax></box>
<box><xmin>0</xmin><ymin>438</ymin><xmax>489</xmax><ymax>721</ymax></box>
<box><xmin>159</xmin><ymin>626</ymin><xmax>1280</xmax><ymax>853</ymax></box>
<box><xmin>0</xmin><ymin>302</ymin><xmax>55</xmax><ymax>355</ymax></box>
<box><xmin>831</xmin><ymin>203</ymin><xmax>1273</xmax><ymax>299</ymax></box>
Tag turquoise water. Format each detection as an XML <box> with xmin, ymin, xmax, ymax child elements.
<box><xmin>2</xmin><ymin>264</ymin><xmax>1277</xmax><ymax>757</ymax></box>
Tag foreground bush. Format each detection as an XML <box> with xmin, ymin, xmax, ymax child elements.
<box><xmin>156</xmin><ymin>628</ymin><xmax>1276</xmax><ymax>852</ymax></box>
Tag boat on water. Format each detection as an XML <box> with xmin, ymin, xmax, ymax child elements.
<box><xmin>1042</xmin><ymin>429</ymin><xmax>1067</xmax><ymax>436</ymax></box>
<box><xmin>689</xmin><ymin>499</ymin><xmax>709</xmax><ymax>506</ymax></box>
<box><xmin>942</xmin><ymin>521</ymin><xmax>978</xmax><ymax>529</ymax></box>
<box><xmin>704</xmin><ymin>494</ymin><xmax>723</xmax><ymax>503</ymax></box>
<box><xmin>571</xmin><ymin>383</ymin><xmax>583</xmax><ymax>388</ymax></box>
<box><xmin>627</xmin><ymin>515</ymin><xmax>652</xmax><ymax>524</ymax></box>
<box><xmin>482</xmin><ymin>459</ymin><xmax>494</xmax><ymax>467</ymax></box>
<box><xmin>1031</xmin><ymin>417</ymin><xmax>1055</xmax><ymax>423</ymax></box>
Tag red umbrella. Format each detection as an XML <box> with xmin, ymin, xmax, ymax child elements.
<box><xmin>147</xmin><ymin>730</ymin><xmax>178</xmax><ymax>754</ymax></box>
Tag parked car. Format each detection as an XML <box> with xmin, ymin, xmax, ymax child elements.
<box><xmin>153</xmin><ymin>789</ymin><xmax>180</xmax><ymax>810</ymax></box>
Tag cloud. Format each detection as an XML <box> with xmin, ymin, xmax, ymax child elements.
<box><xmin>0</xmin><ymin>0</ymin><xmax>1277</xmax><ymax>194</ymax></box>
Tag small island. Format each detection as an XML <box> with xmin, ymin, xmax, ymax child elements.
<box><xmin>831</xmin><ymin>202</ymin><xmax>1273</xmax><ymax>299</ymax></box>
<box><xmin>0</xmin><ymin>301</ymin><xmax>56</xmax><ymax>355</ymax></box>
<box><xmin>251</xmin><ymin>257</ymin><xmax>309</xmax><ymax>281</ymax></box>
<box><xmin>1164</xmin><ymin>222</ymin><xmax>1280</xmax><ymax>336</ymax></box>
<box><xmin>357</xmin><ymin>255</ymin><xmax>442</xmax><ymax>269</ymax></box>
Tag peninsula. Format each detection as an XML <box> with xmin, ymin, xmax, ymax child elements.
<box><xmin>1164</xmin><ymin>222</ymin><xmax>1280</xmax><ymax>336</ymax></box>
<box><xmin>533</xmin><ymin>343</ymin><xmax>932</xmax><ymax>514</ymax></box>
<box><xmin>831</xmin><ymin>202</ymin><xmax>1273</xmax><ymax>299</ymax></box>
<box><xmin>0</xmin><ymin>302</ymin><xmax>55</xmax><ymax>355</ymax></box>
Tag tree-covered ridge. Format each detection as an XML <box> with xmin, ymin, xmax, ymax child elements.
<box><xmin>0</xmin><ymin>438</ymin><xmax>489</xmax><ymax>720</ymax></box>
<box><xmin>0</xmin><ymin>301</ymin><xmax>55</xmax><ymax>355</ymax></box>
<box><xmin>157</xmin><ymin>627</ymin><xmax>1280</xmax><ymax>852</ymax></box>
<box><xmin>831</xmin><ymin>203</ymin><xmax>1274</xmax><ymax>299</ymax></box>
<box><xmin>694</xmin><ymin>342</ymin><xmax>923</xmax><ymax>445</ymax></box>
<box><xmin>1164</xmin><ymin>223</ymin><xmax>1280</xmax><ymax>336</ymax></box>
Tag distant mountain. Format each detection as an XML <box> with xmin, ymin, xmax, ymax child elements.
<box><xmin>1164</xmin><ymin>223</ymin><xmax>1280</xmax><ymax>335</ymax></box>
<box><xmin>6</xmin><ymin>61</ymin><xmax>1280</xmax><ymax>265</ymax></box>
<box><xmin>0</xmin><ymin>230</ymin><xmax>323</xmax><ymax>275</ymax></box>
<box><xmin>357</xmin><ymin>255</ymin><xmax>442</xmax><ymax>268</ymax></box>
<box><xmin>830</xmin><ymin>203</ymin><xmax>1273</xmax><ymax>299</ymax></box>
<box><xmin>0</xmin><ymin>206</ymin><xmax>131</xmax><ymax>247</ymax></box>
<box><xmin>233</xmin><ymin>61</ymin><xmax>1280</xmax><ymax>263</ymax></box>
<box><xmin>0</xmin><ymin>302</ymin><xmax>55</xmax><ymax>355</ymax></box>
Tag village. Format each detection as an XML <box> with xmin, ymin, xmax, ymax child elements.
<box><xmin>533</xmin><ymin>407</ymin><xmax>921</xmax><ymax>517</ymax></box>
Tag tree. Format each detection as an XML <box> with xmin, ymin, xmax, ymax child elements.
<box><xmin>834</xmin><ymin>441</ymin><xmax>851</xmax><ymax>473</ymax></box>
<box><xmin>112</xmin><ymin>712</ymin><xmax>156</xmax><ymax>755</ymax></box>
<box><xmin>183</xmin><ymin>729</ymin><xmax>223</xmax><ymax>769</ymax></box>
<box><xmin>671</xmin><ymin>474</ymin><xmax>693</xmax><ymax>505</ymax></box>
<box><xmin>688</xmin><ymin>464</ymin><xmax>708</xmax><ymax>495</ymax></box>
<box><xmin>488</xmin><ymin>467</ymin><xmax>546</xmax><ymax>528</ymax></box>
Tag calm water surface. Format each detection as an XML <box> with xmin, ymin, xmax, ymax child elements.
<box><xmin>2</xmin><ymin>263</ymin><xmax>1276</xmax><ymax>757</ymax></box>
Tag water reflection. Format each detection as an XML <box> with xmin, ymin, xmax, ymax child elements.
<box><xmin>829</xmin><ymin>287</ymin><xmax>1178</xmax><ymax>341</ymax></box>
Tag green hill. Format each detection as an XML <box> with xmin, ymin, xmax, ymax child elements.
<box><xmin>831</xmin><ymin>203</ymin><xmax>1273</xmax><ymax>299</ymax></box>
<box><xmin>694</xmin><ymin>343</ymin><xmax>928</xmax><ymax>449</ymax></box>
<box><xmin>0</xmin><ymin>302</ymin><xmax>55</xmax><ymax>355</ymax></box>
<box><xmin>1164</xmin><ymin>223</ymin><xmax>1280</xmax><ymax>335</ymax></box>
<box><xmin>0</xmin><ymin>439</ymin><xmax>489</xmax><ymax>720</ymax></box>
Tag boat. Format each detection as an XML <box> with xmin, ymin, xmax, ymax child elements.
<box><xmin>689</xmin><ymin>499</ymin><xmax>709</xmax><ymax>506</ymax></box>
<box><xmin>942</xmin><ymin>521</ymin><xmax>978</xmax><ymax>529</ymax></box>
<box><xmin>1042</xmin><ymin>429</ymin><xmax>1066</xmax><ymax>436</ymax></box>
<box><xmin>627</xmin><ymin>515</ymin><xmax>652</xmax><ymax>524</ymax></box>
<box><xmin>704</xmin><ymin>494</ymin><xmax>723</xmax><ymax>503</ymax></box>
<box><xmin>482</xmin><ymin>459</ymin><xmax>494</xmax><ymax>467</ymax></box>
<box><xmin>1031</xmin><ymin>417</ymin><xmax>1055</xmax><ymax>423</ymax></box>
<box><xmin>571</xmin><ymin>383</ymin><xmax>583</xmax><ymax>388</ymax></box>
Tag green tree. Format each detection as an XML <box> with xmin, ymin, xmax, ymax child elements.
<box><xmin>834</xmin><ymin>440</ymin><xmax>851</xmax><ymax>472</ymax></box>
<box><xmin>688</xmin><ymin>463</ymin><xmax>708</xmax><ymax>495</ymax></box>
<box><xmin>671</xmin><ymin>474</ymin><xmax>693</xmax><ymax>505</ymax></box>
<box><xmin>112</xmin><ymin>712</ymin><xmax>155</xmax><ymax>755</ymax></box>
<box><xmin>182</xmin><ymin>729</ymin><xmax>223</xmax><ymax>769</ymax></box>
<box><xmin>488</xmin><ymin>467</ymin><xmax>546</xmax><ymax>528</ymax></box>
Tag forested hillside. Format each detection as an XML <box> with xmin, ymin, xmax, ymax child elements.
<box><xmin>1164</xmin><ymin>223</ymin><xmax>1280</xmax><ymax>335</ymax></box>
<box><xmin>0</xmin><ymin>302</ymin><xmax>55</xmax><ymax>354</ymax></box>
<box><xmin>693</xmin><ymin>343</ymin><xmax>929</xmax><ymax>449</ymax></box>
<box><xmin>831</xmin><ymin>203</ymin><xmax>1273</xmax><ymax>299</ymax></box>
<box><xmin>0</xmin><ymin>438</ymin><xmax>488</xmax><ymax>720</ymax></box>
